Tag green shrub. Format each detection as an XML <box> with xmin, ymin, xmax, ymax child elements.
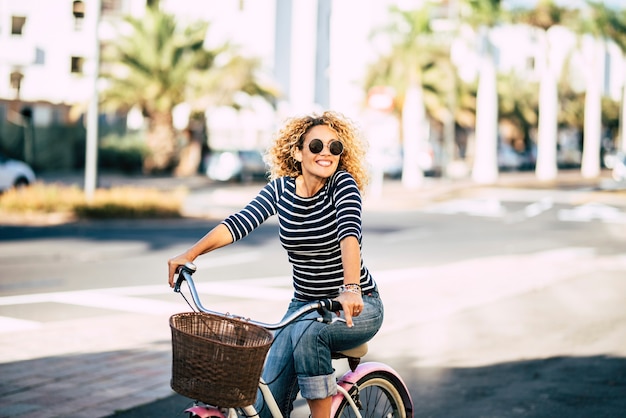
<box><xmin>0</xmin><ymin>183</ymin><xmax>83</xmax><ymax>213</ymax></box>
<box><xmin>73</xmin><ymin>187</ymin><xmax>185</xmax><ymax>219</ymax></box>
<box><xmin>98</xmin><ymin>133</ymin><xmax>148</xmax><ymax>173</ymax></box>
<box><xmin>0</xmin><ymin>183</ymin><xmax>186</xmax><ymax>219</ymax></box>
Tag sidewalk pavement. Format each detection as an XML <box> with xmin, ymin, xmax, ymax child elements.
<box><xmin>39</xmin><ymin>168</ymin><xmax>626</xmax><ymax>215</ymax></box>
<box><xmin>0</xmin><ymin>170</ymin><xmax>625</xmax><ymax>418</ymax></box>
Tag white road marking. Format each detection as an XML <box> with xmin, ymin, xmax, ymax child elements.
<box><xmin>558</xmin><ymin>202</ymin><xmax>626</xmax><ymax>223</ymax></box>
<box><xmin>1</xmin><ymin>248</ymin><xmax>613</xmax><ymax>335</ymax></box>
<box><xmin>423</xmin><ymin>198</ymin><xmax>506</xmax><ymax>217</ymax></box>
<box><xmin>424</xmin><ymin>198</ymin><xmax>626</xmax><ymax>224</ymax></box>
<box><xmin>524</xmin><ymin>197</ymin><xmax>554</xmax><ymax>218</ymax></box>
<box><xmin>505</xmin><ymin>197</ymin><xmax>554</xmax><ymax>223</ymax></box>
<box><xmin>375</xmin><ymin>247</ymin><xmax>618</xmax><ymax>335</ymax></box>
<box><xmin>0</xmin><ymin>316</ymin><xmax>41</xmax><ymax>332</ymax></box>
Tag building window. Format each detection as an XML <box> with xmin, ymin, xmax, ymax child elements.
<box><xmin>11</xmin><ymin>16</ymin><xmax>26</xmax><ymax>35</ymax></box>
<box><xmin>102</xmin><ymin>0</ymin><xmax>123</xmax><ymax>16</ymax></box>
<box><xmin>73</xmin><ymin>0</ymin><xmax>85</xmax><ymax>18</ymax></box>
<box><xmin>71</xmin><ymin>56</ymin><xmax>84</xmax><ymax>74</ymax></box>
<box><xmin>35</xmin><ymin>47</ymin><xmax>46</xmax><ymax>65</ymax></box>
<box><xmin>73</xmin><ymin>0</ymin><xmax>85</xmax><ymax>30</ymax></box>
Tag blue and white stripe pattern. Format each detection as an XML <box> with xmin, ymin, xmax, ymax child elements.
<box><xmin>222</xmin><ymin>170</ymin><xmax>376</xmax><ymax>300</ymax></box>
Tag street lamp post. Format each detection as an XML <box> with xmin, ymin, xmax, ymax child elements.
<box><xmin>443</xmin><ymin>0</ymin><xmax>459</xmax><ymax>180</ymax></box>
<box><xmin>84</xmin><ymin>0</ymin><xmax>101</xmax><ymax>201</ymax></box>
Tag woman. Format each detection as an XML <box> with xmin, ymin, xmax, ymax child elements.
<box><xmin>167</xmin><ymin>110</ymin><xmax>384</xmax><ymax>418</ymax></box>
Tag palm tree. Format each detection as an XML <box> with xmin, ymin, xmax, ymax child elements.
<box><xmin>570</xmin><ymin>2</ymin><xmax>625</xmax><ymax>178</ymax></box>
<box><xmin>586</xmin><ymin>3</ymin><xmax>626</xmax><ymax>154</ymax></box>
<box><xmin>512</xmin><ymin>0</ymin><xmax>575</xmax><ymax>181</ymax></box>
<box><xmin>461</xmin><ymin>0</ymin><xmax>506</xmax><ymax>184</ymax></box>
<box><xmin>101</xmin><ymin>7</ymin><xmax>278</xmax><ymax>174</ymax></box>
<box><xmin>364</xmin><ymin>5</ymin><xmax>441</xmax><ymax>189</ymax></box>
<box><xmin>101</xmin><ymin>7</ymin><xmax>210</xmax><ymax>173</ymax></box>
<box><xmin>575</xmin><ymin>5</ymin><xmax>604</xmax><ymax>178</ymax></box>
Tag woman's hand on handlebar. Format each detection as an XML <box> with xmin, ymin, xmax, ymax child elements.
<box><xmin>168</xmin><ymin>253</ymin><xmax>193</xmax><ymax>288</ymax></box>
<box><xmin>335</xmin><ymin>291</ymin><xmax>363</xmax><ymax>328</ymax></box>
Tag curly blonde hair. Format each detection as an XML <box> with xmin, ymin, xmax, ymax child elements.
<box><xmin>266</xmin><ymin>111</ymin><xmax>369</xmax><ymax>191</ymax></box>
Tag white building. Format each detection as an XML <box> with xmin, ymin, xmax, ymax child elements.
<box><xmin>0</xmin><ymin>0</ymin><xmax>399</xmax><ymax>123</ymax></box>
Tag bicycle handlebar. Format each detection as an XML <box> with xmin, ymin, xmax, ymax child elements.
<box><xmin>174</xmin><ymin>262</ymin><xmax>343</xmax><ymax>330</ymax></box>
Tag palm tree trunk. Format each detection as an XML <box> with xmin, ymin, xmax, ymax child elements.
<box><xmin>617</xmin><ymin>62</ymin><xmax>626</xmax><ymax>153</ymax></box>
<box><xmin>401</xmin><ymin>83</ymin><xmax>426</xmax><ymax>189</ymax></box>
<box><xmin>144</xmin><ymin>111</ymin><xmax>176</xmax><ymax>173</ymax></box>
<box><xmin>174</xmin><ymin>135</ymin><xmax>202</xmax><ymax>177</ymax></box>
<box><xmin>472</xmin><ymin>52</ymin><xmax>499</xmax><ymax>184</ymax></box>
<box><xmin>535</xmin><ymin>61</ymin><xmax>558</xmax><ymax>181</ymax></box>
<box><xmin>581</xmin><ymin>38</ymin><xmax>603</xmax><ymax>179</ymax></box>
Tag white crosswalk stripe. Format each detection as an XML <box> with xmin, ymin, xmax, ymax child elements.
<box><xmin>558</xmin><ymin>202</ymin><xmax>626</xmax><ymax>223</ymax></box>
<box><xmin>422</xmin><ymin>198</ymin><xmax>626</xmax><ymax>223</ymax></box>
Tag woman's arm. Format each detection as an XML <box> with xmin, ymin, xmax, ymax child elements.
<box><xmin>336</xmin><ymin>235</ymin><xmax>364</xmax><ymax>328</ymax></box>
<box><xmin>167</xmin><ymin>223</ymin><xmax>233</xmax><ymax>287</ymax></box>
<box><xmin>167</xmin><ymin>180</ymin><xmax>280</xmax><ymax>287</ymax></box>
<box><xmin>339</xmin><ymin>235</ymin><xmax>361</xmax><ymax>285</ymax></box>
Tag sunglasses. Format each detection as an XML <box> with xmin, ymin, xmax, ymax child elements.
<box><xmin>307</xmin><ymin>139</ymin><xmax>344</xmax><ymax>156</ymax></box>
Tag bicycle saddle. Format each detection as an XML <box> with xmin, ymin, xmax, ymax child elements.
<box><xmin>334</xmin><ymin>343</ymin><xmax>368</xmax><ymax>359</ymax></box>
<box><xmin>332</xmin><ymin>343</ymin><xmax>368</xmax><ymax>371</ymax></box>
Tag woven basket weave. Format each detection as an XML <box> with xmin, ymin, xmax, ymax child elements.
<box><xmin>170</xmin><ymin>312</ymin><xmax>273</xmax><ymax>407</ymax></box>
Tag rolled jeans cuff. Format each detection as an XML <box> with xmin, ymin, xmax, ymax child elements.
<box><xmin>298</xmin><ymin>373</ymin><xmax>337</xmax><ymax>400</ymax></box>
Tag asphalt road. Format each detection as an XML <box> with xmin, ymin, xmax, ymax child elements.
<box><xmin>1</xmin><ymin>176</ymin><xmax>626</xmax><ymax>417</ymax></box>
<box><xmin>111</xmin><ymin>202</ymin><xmax>626</xmax><ymax>418</ymax></box>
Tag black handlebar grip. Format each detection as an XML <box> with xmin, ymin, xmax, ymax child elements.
<box><xmin>174</xmin><ymin>262</ymin><xmax>197</xmax><ymax>292</ymax></box>
<box><xmin>173</xmin><ymin>276</ymin><xmax>184</xmax><ymax>293</ymax></box>
<box><xmin>322</xmin><ymin>299</ymin><xmax>343</xmax><ymax>312</ymax></box>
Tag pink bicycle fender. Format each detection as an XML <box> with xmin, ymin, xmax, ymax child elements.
<box><xmin>331</xmin><ymin>361</ymin><xmax>414</xmax><ymax>413</ymax></box>
<box><xmin>184</xmin><ymin>405</ymin><xmax>226</xmax><ymax>418</ymax></box>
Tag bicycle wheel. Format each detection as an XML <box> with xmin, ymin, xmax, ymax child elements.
<box><xmin>332</xmin><ymin>370</ymin><xmax>412</xmax><ymax>418</ymax></box>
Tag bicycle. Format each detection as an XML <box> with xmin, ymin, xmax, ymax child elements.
<box><xmin>170</xmin><ymin>262</ymin><xmax>414</xmax><ymax>418</ymax></box>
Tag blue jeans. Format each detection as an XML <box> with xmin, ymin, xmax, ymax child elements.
<box><xmin>254</xmin><ymin>291</ymin><xmax>384</xmax><ymax>418</ymax></box>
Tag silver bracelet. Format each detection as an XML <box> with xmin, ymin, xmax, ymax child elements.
<box><xmin>339</xmin><ymin>283</ymin><xmax>361</xmax><ymax>295</ymax></box>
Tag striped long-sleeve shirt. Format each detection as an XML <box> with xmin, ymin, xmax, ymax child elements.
<box><xmin>222</xmin><ymin>170</ymin><xmax>376</xmax><ymax>300</ymax></box>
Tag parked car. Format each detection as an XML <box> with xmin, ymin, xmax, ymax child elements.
<box><xmin>205</xmin><ymin>150</ymin><xmax>269</xmax><ymax>182</ymax></box>
<box><xmin>375</xmin><ymin>143</ymin><xmax>442</xmax><ymax>179</ymax></box>
<box><xmin>0</xmin><ymin>153</ymin><xmax>36</xmax><ymax>191</ymax></box>
<box><xmin>498</xmin><ymin>143</ymin><xmax>525</xmax><ymax>171</ymax></box>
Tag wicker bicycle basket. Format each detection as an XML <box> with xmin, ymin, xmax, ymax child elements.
<box><xmin>170</xmin><ymin>312</ymin><xmax>273</xmax><ymax>408</ymax></box>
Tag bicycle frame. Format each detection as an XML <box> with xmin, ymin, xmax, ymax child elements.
<box><xmin>184</xmin><ymin>361</ymin><xmax>411</xmax><ymax>418</ymax></box>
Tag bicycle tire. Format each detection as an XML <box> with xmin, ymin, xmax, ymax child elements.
<box><xmin>332</xmin><ymin>370</ymin><xmax>412</xmax><ymax>418</ymax></box>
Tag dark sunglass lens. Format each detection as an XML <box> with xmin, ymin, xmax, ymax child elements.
<box><xmin>329</xmin><ymin>141</ymin><xmax>344</xmax><ymax>156</ymax></box>
<box><xmin>308</xmin><ymin>139</ymin><xmax>324</xmax><ymax>154</ymax></box>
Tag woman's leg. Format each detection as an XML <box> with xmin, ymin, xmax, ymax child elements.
<box><xmin>256</xmin><ymin>293</ymin><xmax>384</xmax><ymax>417</ymax></box>
<box><xmin>295</xmin><ymin>293</ymin><xmax>384</xmax><ymax>414</ymax></box>
<box><xmin>307</xmin><ymin>396</ymin><xmax>333</xmax><ymax>418</ymax></box>
<box><xmin>254</xmin><ymin>301</ymin><xmax>304</xmax><ymax>418</ymax></box>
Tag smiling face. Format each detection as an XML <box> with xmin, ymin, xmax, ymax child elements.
<box><xmin>294</xmin><ymin>124</ymin><xmax>342</xmax><ymax>182</ymax></box>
